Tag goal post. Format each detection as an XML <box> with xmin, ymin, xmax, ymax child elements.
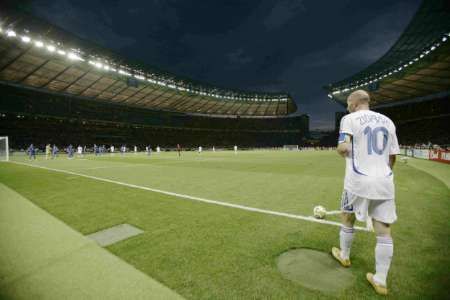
<box><xmin>0</xmin><ymin>136</ymin><xmax>9</xmax><ymax>162</ymax></box>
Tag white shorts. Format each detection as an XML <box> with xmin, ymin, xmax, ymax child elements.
<box><xmin>340</xmin><ymin>190</ymin><xmax>397</xmax><ymax>224</ymax></box>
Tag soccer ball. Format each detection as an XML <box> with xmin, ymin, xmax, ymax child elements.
<box><xmin>313</xmin><ymin>205</ymin><xmax>327</xmax><ymax>219</ymax></box>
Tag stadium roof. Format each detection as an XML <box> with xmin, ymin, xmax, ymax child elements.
<box><xmin>0</xmin><ymin>9</ymin><xmax>297</xmax><ymax>117</ymax></box>
<box><xmin>325</xmin><ymin>0</ymin><xmax>450</xmax><ymax>107</ymax></box>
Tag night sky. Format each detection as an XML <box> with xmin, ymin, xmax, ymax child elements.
<box><xmin>27</xmin><ymin>0</ymin><xmax>421</xmax><ymax>129</ymax></box>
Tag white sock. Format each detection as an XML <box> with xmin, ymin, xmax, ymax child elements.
<box><xmin>374</xmin><ymin>236</ymin><xmax>393</xmax><ymax>286</ymax></box>
<box><xmin>339</xmin><ymin>226</ymin><xmax>354</xmax><ymax>259</ymax></box>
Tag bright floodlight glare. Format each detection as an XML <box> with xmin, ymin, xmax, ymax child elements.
<box><xmin>68</xmin><ymin>52</ymin><xmax>82</xmax><ymax>60</ymax></box>
<box><xmin>442</xmin><ymin>36</ymin><xmax>448</xmax><ymax>42</ymax></box>
<box><xmin>35</xmin><ymin>41</ymin><xmax>44</xmax><ymax>47</ymax></box>
<box><xmin>430</xmin><ymin>46</ymin><xmax>436</xmax><ymax>51</ymax></box>
<box><xmin>6</xmin><ymin>30</ymin><xmax>16</xmax><ymax>37</ymax></box>
<box><xmin>57</xmin><ymin>49</ymin><xmax>66</xmax><ymax>55</ymax></box>
<box><xmin>21</xmin><ymin>36</ymin><xmax>31</xmax><ymax>43</ymax></box>
<box><xmin>47</xmin><ymin>45</ymin><xmax>55</xmax><ymax>52</ymax></box>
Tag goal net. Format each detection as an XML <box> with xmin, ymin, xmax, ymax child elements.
<box><xmin>283</xmin><ymin>145</ymin><xmax>299</xmax><ymax>151</ymax></box>
<box><xmin>0</xmin><ymin>136</ymin><xmax>9</xmax><ymax>162</ymax></box>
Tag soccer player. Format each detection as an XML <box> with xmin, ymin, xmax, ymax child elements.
<box><xmin>77</xmin><ymin>145</ymin><xmax>83</xmax><ymax>157</ymax></box>
<box><xmin>234</xmin><ymin>145</ymin><xmax>238</xmax><ymax>154</ymax></box>
<box><xmin>198</xmin><ymin>146</ymin><xmax>202</xmax><ymax>154</ymax></box>
<box><xmin>45</xmin><ymin>144</ymin><xmax>51</xmax><ymax>160</ymax></box>
<box><xmin>27</xmin><ymin>144</ymin><xmax>36</xmax><ymax>160</ymax></box>
<box><xmin>177</xmin><ymin>144</ymin><xmax>181</xmax><ymax>157</ymax></box>
<box><xmin>51</xmin><ymin>144</ymin><xmax>58</xmax><ymax>159</ymax></box>
<box><xmin>331</xmin><ymin>90</ymin><xmax>400</xmax><ymax>296</ymax></box>
<box><xmin>67</xmin><ymin>144</ymin><xmax>74</xmax><ymax>159</ymax></box>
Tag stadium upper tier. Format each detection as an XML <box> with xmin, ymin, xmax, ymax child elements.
<box><xmin>325</xmin><ymin>0</ymin><xmax>450</xmax><ymax>107</ymax></box>
<box><xmin>0</xmin><ymin>9</ymin><xmax>296</xmax><ymax>117</ymax></box>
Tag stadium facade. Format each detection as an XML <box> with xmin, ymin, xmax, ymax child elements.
<box><xmin>0</xmin><ymin>8</ymin><xmax>308</xmax><ymax>149</ymax></box>
<box><xmin>326</xmin><ymin>0</ymin><xmax>450</xmax><ymax>146</ymax></box>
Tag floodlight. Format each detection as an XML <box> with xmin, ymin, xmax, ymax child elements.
<box><xmin>442</xmin><ymin>36</ymin><xmax>447</xmax><ymax>42</ymax></box>
<box><xmin>46</xmin><ymin>45</ymin><xmax>55</xmax><ymax>52</ymax></box>
<box><xmin>35</xmin><ymin>41</ymin><xmax>44</xmax><ymax>47</ymax></box>
<box><xmin>57</xmin><ymin>50</ymin><xmax>66</xmax><ymax>55</ymax></box>
<box><xmin>21</xmin><ymin>36</ymin><xmax>31</xmax><ymax>43</ymax></box>
<box><xmin>68</xmin><ymin>52</ymin><xmax>82</xmax><ymax>60</ymax></box>
<box><xmin>6</xmin><ymin>30</ymin><xmax>16</xmax><ymax>37</ymax></box>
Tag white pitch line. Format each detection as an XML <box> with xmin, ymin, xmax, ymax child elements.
<box><xmin>9</xmin><ymin>161</ymin><xmax>369</xmax><ymax>231</ymax></box>
<box><xmin>325</xmin><ymin>210</ymin><xmax>341</xmax><ymax>215</ymax></box>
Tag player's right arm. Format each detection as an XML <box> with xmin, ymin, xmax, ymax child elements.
<box><xmin>337</xmin><ymin>133</ymin><xmax>351</xmax><ymax>157</ymax></box>
<box><xmin>337</xmin><ymin>115</ymin><xmax>353</xmax><ymax>157</ymax></box>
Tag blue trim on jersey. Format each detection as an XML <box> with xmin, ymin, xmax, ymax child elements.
<box><xmin>351</xmin><ymin>137</ymin><xmax>368</xmax><ymax>176</ymax></box>
<box><xmin>338</xmin><ymin>133</ymin><xmax>346</xmax><ymax>143</ymax></box>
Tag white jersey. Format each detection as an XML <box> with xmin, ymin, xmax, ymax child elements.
<box><xmin>339</xmin><ymin>110</ymin><xmax>400</xmax><ymax>200</ymax></box>
<box><xmin>77</xmin><ymin>146</ymin><xmax>82</xmax><ymax>154</ymax></box>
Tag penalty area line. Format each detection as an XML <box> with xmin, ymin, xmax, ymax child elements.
<box><xmin>10</xmin><ymin>161</ymin><xmax>369</xmax><ymax>232</ymax></box>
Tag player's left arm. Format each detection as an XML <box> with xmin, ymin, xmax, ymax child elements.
<box><xmin>389</xmin><ymin>155</ymin><xmax>396</xmax><ymax>169</ymax></box>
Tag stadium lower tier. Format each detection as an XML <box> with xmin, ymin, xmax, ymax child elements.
<box><xmin>0</xmin><ymin>116</ymin><xmax>304</xmax><ymax>149</ymax></box>
<box><xmin>0</xmin><ymin>84</ymin><xmax>308</xmax><ymax>148</ymax></box>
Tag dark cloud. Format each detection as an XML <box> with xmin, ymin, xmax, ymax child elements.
<box><xmin>263</xmin><ymin>0</ymin><xmax>306</xmax><ymax>30</ymax></box>
<box><xmin>29</xmin><ymin>0</ymin><xmax>422</xmax><ymax>129</ymax></box>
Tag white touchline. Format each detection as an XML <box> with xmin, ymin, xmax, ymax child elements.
<box><xmin>325</xmin><ymin>210</ymin><xmax>341</xmax><ymax>215</ymax></box>
<box><xmin>10</xmin><ymin>161</ymin><xmax>369</xmax><ymax>231</ymax></box>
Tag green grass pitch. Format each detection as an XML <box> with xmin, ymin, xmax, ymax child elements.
<box><xmin>1</xmin><ymin>150</ymin><xmax>449</xmax><ymax>299</ymax></box>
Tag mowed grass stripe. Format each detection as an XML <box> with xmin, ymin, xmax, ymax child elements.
<box><xmin>10</xmin><ymin>161</ymin><xmax>369</xmax><ymax>231</ymax></box>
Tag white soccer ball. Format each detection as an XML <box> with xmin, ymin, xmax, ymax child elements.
<box><xmin>313</xmin><ymin>205</ymin><xmax>327</xmax><ymax>219</ymax></box>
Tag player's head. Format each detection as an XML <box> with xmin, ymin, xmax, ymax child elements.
<box><xmin>347</xmin><ymin>90</ymin><xmax>370</xmax><ymax>113</ymax></box>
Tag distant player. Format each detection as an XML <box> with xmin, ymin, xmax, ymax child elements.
<box><xmin>156</xmin><ymin>146</ymin><xmax>160</xmax><ymax>153</ymax></box>
<box><xmin>67</xmin><ymin>144</ymin><xmax>74</xmax><ymax>159</ymax></box>
<box><xmin>198</xmin><ymin>146</ymin><xmax>202</xmax><ymax>154</ymax></box>
<box><xmin>234</xmin><ymin>145</ymin><xmax>238</xmax><ymax>155</ymax></box>
<box><xmin>331</xmin><ymin>90</ymin><xmax>400</xmax><ymax>296</ymax></box>
<box><xmin>45</xmin><ymin>144</ymin><xmax>51</xmax><ymax>160</ymax></box>
<box><xmin>177</xmin><ymin>144</ymin><xmax>181</xmax><ymax>157</ymax></box>
<box><xmin>94</xmin><ymin>144</ymin><xmax>99</xmax><ymax>156</ymax></box>
<box><xmin>134</xmin><ymin>145</ymin><xmax>137</xmax><ymax>154</ymax></box>
<box><xmin>212</xmin><ymin>146</ymin><xmax>215</xmax><ymax>152</ymax></box>
<box><xmin>27</xmin><ymin>144</ymin><xmax>36</xmax><ymax>160</ymax></box>
<box><xmin>51</xmin><ymin>144</ymin><xmax>58</xmax><ymax>159</ymax></box>
<box><xmin>110</xmin><ymin>145</ymin><xmax>115</xmax><ymax>154</ymax></box>
<box><xmin>77</xmin><ymin>145</ymin><xmax>83</xmax><ymax>157</ymax></box>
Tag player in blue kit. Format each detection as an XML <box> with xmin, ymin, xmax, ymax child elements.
<box><xmin>27</xmin><ymin>144</ymin><xmax>36</xmax><ymax>160</ymax></box>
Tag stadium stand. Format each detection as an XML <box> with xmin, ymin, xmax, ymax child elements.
<box><xmin>326</xmin><ymin>0</ymin><xmax>450</xmax><ymax>147</ymax></box>
<box><xmin>0</xmin><ymin>8</ymin><xmax>308</xmax><ymax>149</ymax></box>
